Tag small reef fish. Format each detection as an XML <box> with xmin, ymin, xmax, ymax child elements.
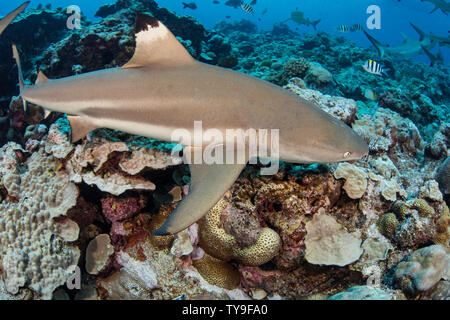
<box><xmin>363</xmin><ymin>59</ymin><xmax>386</xmax><ymax>75</ymax></box>
<box><xmin>13</xmin><ymin>14</ymin><xmax>368</xmax><ymax>235</ymax></box>
<box><xmin>240</xmin><ymin>2</ymin><xmax>255</xmax><ymax>15</ymax></box>
<box><xmin>363</xmin><ymin>88</ymin><xmax>377</xmax><ymax>101</ymax></box>
<box><xmin>262</xmin><ymin>8</ymin><xmax>268</xmax><ymax>15</ymax></box>
<box><xmin>350</xmin><ymin>24</ymin><xmax>363</xmax><ymax>32</ymax></box>
<box><xmin>250</xmin><ymin>0</ymin><xmax>257</xmax><ymax>5</ymax></box>
<box><xmin>337</xmin><ymin>24</ymin><xmax>350</xmax><ymax>33</ymax></box>
<box><xmin>421</xmin><ymin>0</ymin><xmax>450</xmax><ymax>14</ymax></box>
<box><xmin>0</xmin><ymin>1</ymin><xmax>29</xmax><ymax>36</ymax></box>
<box><xmin>182</xmin><ymin>2</ymin><xmax>198</xmax><ymax>10</ymax></box>
<box><xmin>283</xmin><ymin>11</ymin><xmax>321</xmax><ymax>30</ymax></box>
<box><xmin>225</xmin><ymin>0</ymin><xmax>242</xmax><ymax>9</ymax></box>
<box><xmin>363</xmin><ymin>26</ymin><xmax>436</xmax><ymax>57</ymax></box>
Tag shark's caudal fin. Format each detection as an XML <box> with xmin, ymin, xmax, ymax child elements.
<box><xmin>12</xmin><ymin>44</ymin><xmax>28</xmax><ymax>113</ymax></box>
<box><xmin>0</xmin><ymin>2</ymin><xmax>29</xmax><ymax>35</ymax></box>
<box><xmin>363</xmin><ymin>30</ymin><xmax>385</xmax><ymax>57</ymax></box>
<box><xmin>312</xmin><ymin>19</ymin><xmax>321</xmax><ymax>31</ymax></box>
<box><xmin>122</xmin><ymin>13</ymin><xmax>195</xmax><ymax>69</ymax></box>
<box><xmin>153</xmin><ymin>160</ymin><xmax>246</xmax><ymax>235</ymax></box>
<box><xmin>410</xmin><ymin>22</ymin><xmax>427</xmax><ymax>41</ymax></box>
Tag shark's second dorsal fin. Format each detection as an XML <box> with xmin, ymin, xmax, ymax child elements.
<box><xmin>122</xmin><ymin>14</ymin><xmax>195</xmax><ymax>69</ymax></box>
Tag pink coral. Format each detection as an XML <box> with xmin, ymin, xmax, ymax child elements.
<box><xmin>101</xmin><ymin>194</ymin><xmax>147</xmax><ymax>223</ymax></box>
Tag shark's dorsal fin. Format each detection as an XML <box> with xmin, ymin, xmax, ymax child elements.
<box><xmin>122</xmin><ymin>14</ymin><xmax>195</xmax><ymax>69</ymax></box>
<box><xmin>153</xmin><ymin>146</ymin><xmax>246</xmax><ymax>235</ymax></box>
<box><xmin>400</xmin><ymin>32</ymin><xmax>410</xmax><ymax>42</ymax></box>
<box><xmin>35</xmin><ymin>70</ymin><xmax>49</xmax><ymax>86</ymax></box>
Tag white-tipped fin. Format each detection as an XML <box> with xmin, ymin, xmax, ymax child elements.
<box><xmin>67</xmin><ymin>116</ymin><xmax>98</xmax><ymax>143</ymax></box>
<box><xmin>122</xmin><ymin>14</ymin><xmax>195</xmax><ymax>69</ymax></box>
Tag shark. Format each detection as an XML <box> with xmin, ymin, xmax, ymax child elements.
<box><xmin>0</xmin><ymin>2</ymin><xmax>29</xmax><ymax>36</ymax></box>
<box><xmin>410</xmin><ymin>22</ymin><xmax>450</xmax><ymax>48</ymax></box>
<box><xmin>282</xmin><ymin>11</ymin><xmax>321</xmax><ymax>30</ymax></box>
<box><xmin>421</xmin><ymin>0</ymin><xmax>450</xmax><ymax>14</ymax></box>
<box><xmin>13</xmin><ymin>14</ymin><xmax>368</xmax><ymax>235</ymax></box>
<box><xmin>363</xmin><ymin>28</ymin><xmax>436</xmax><ymax>58</ymax></box>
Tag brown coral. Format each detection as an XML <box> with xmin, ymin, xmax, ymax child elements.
<box><xmin>192</xmin><ymin>253</ymin><xmax>240</xmax><ymax>290</ymax></box>
<box><xmin>284</xmin><ymin>58</ymin><xmax>311</xmax><ymax>77</ymax></box>
<box><xmin>412</xmin><ymin>199</ymin><xmax>435</xmax><ymax>218</ymax></box>
<box><xmin>378</xmin><ymin>213</ymin><xmax>398</xmax><ymax>238</ymax></box>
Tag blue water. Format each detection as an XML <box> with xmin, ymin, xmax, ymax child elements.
<box><xmin>3</xmin><ymin>0</ymin><xmax>450</xmax><ymax>63</ymax></box>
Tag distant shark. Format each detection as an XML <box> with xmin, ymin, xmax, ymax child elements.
<box><xmin>421</xmin><ymin>0</ymin><xmax>450</xmax><ymax>14</ymax></box>
<box><xmin>363</xmin><ymin>27</ymin><xmax>436</xmax><ymax>58</ymax></box>
<box><xmin>0</xmin><ymin>2</ymin><xmax>29</xmax><ymax>35</ymax></box>
<box><xmin>282</xmin><ymin>11</ymin><xmax>321</xmax><ymax>30</ymax></box>
<box><xmin>13</xmin><ymin>14</ymin><xmax>368</xmax><ymax>235</ymax></box>
<box><xmin>410</xmin><ymin>22</ymin><xmax>450</xmax><ymax>48</ymax></box>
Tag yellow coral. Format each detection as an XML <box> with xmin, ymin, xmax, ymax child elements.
<box><xmin>433</xmin><ymin>205</ymin><xmax>449</xmax><ymax>251</ymax></box>
<box><xmin>148</xmin><ymin>206</ymin><xmax>174</xmax><ymax>249</ymax></box>
<box><xmin>412</xmin><ymin>199</ymin><xmax>435</xmax><ymax>218</ymax></box>
<box><xmin>193</xmin><ymin>253</ymin><xmax>240</xmax><ymax>290</ymax></box>
<box><xmin>378</xmin><ymin>213</ymin><xmax>398</xmax><ymax>238</ymax></box>
<box><xmin>198</xmin><ymin>199</ymin><xmax>281</xmax><ymax>266</ymax></box>
<box><xmin>391</xmin><ymin>200</ymin><xmax>409</xmax><ymax>221</ymax></box>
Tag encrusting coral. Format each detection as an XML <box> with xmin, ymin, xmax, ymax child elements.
<box><xmin>378</xmin><ymin>213</ymin><xmax>399</xmax><ymax>238</ymax></box>
<box><xmin>192</xmin><ymin>253</ymin><xmax>241</xmax><ymax>290</ymax></box>
<box><xmin>0</xmin><ymin>139</ymin><xmax>80</xmax><ymax>299</ymax></box>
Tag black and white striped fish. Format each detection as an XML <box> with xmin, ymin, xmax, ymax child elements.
<box><xmin>241</xmin><ymin>2</ymin><xmax>255</xmax><ymax>15</ymax></box>
<box><xmin>350</xmin><ymin>23</ymin><xmax>363</xmax><ymax>32</ymax></box>
<box><xmin>363</xmin><ymin>60</ymin><xmax>385</xmax><ymax>75</ymax></box>
<box><xmin>337</xmin><ymin>24</ymin><xmax>350</xmax><ymax>33</ymax></box>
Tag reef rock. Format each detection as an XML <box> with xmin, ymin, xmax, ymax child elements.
<box><xmin>305</xmin><ymin>208</ymin><xmax>363</xmax><ymax>266</ymax></box>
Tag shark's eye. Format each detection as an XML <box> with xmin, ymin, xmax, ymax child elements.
<box><xmin>343</xmin><ymin>151</ymin><xmax>351</xmax><ymax>158</ymax></box>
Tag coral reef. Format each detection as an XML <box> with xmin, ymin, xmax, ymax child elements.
<box><xmin>393</xmin><ymin>245</ymin><xmax>449</xmax><ymax>297</ymax></box>
<box><xmin>0</xmin><ymin>0</ymin><xmax>448</xmax><ymax>301</ymax></box>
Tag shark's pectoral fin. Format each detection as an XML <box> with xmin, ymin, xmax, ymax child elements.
<box><xmin>153</xmin><ymin>161</ymin><xmax>246</xmax><ymax>235</ymax></box>
<box><xmin>67</xmin><ymin>116</ymin><xmax>98</xmax><ymax>143</ymax></box>
<box><xmin>122</xmin><ymin>14</ymin><xmax>195</xmax><ymax>69</ymax></box>
<box><xmin>363</xmin><ymin>30</ymin><xmax>385</xmax><ymax>57</ymax></box>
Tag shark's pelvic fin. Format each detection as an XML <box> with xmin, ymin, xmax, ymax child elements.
<box><xmin>363</xmin><ymin>30</ymin><xmax>385</xmax><ymax>57</ymax></box>
<box><xmin>153</xmin><ymin>158</ymin><xmax>246</xmax><ymax>235</ymax></box>
<box><xmin>67</xmin><ymin>116</ymin><xmax>98</xmax><ymax>142</ymax></box>
<box><xmin>122</xmin><ymin>14</ymin><xmax>195</xmax><ymax>69</ymax></box>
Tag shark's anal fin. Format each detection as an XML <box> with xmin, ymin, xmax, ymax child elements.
<box><xmin>122</xmin><ymin>14</ymin><xmax>195</xmax><ymax>69</ymax></box>
<box><xmin>67</xmin><ymin>116</ymin><xmax>98</xmax><ymax>143</ymax></box>
<box><xmin>153</xmin><ymin>161</ymin><xmax>246</xmax><ymax>235</ymax></box>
